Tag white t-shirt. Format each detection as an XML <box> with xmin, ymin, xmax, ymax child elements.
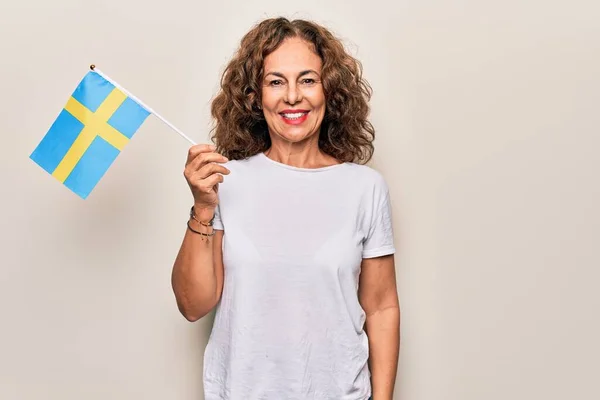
<box><xmin>203</xmin><ymin>152</ymin><xmax>395</xmax><ymax>400</ymax></box>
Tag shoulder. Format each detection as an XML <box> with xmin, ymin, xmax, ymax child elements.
<box><xmin>343</xmin><ymin>162</ymin><xmax>390</xmax><ymax>192</ymax></box>
<box><xmin>341</xmin><ymin>163</ymin><xmax>392</xmax><ymax>213</ymax></box>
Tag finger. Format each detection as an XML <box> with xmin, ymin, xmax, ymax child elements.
<box><xmin>186</xmin><ymin>144</ymin><xmax>217</xmax><ymax>164</ymax></box>
<box><xmin>187</xmin><ymin>152</ymin><xmax>228</xmax><ymax>172</ymax></box>
<box><xmin>198</xmin><ymin>173</ymin><xmax>224</xmax><ymax>193</ymax></box>
<box><xmin>196</xmin><ymin>163</ymin><xmax>230</xmax><ymax>179</ymax></box>
<box><xmin>206</xmin><ymin>172</ymin><xmax>225</xmax><ymax>189</ymax></box>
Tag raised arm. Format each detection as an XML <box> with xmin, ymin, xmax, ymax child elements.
<box><xmin>171</xmin><ymin>144</ymin><xmax>229</xmax><ymax>321</ymax></box>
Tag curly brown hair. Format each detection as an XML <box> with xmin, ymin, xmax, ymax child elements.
<box><xmin>209</xmin><ymin>17</ymin><xmax>375</xmax><ymax>164</ymax></box>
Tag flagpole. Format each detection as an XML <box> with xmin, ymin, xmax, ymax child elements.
<box><xmin>89</xmin><ymin>64</ymin><xmax>197</xmax><ymax>146</ymax></box>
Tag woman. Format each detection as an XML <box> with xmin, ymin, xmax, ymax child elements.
<box><xmin>171</xmin><ymin>17</ymin><xmax>399</xmax><ymax>400</ymax></box>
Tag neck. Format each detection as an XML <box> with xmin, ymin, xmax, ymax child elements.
<box><xmin>265</xmin><ymin>135</ymin><xmax>339</xmax><ymax>169</ymax></box>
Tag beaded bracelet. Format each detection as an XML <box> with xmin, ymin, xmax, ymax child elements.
<box><xmin>187</xmin><ymin>220</ymin><xmax>216</xmax><ymax>239</ymax></box>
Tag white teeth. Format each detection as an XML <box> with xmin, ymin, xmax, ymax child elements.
<box><xmin>282</xmin><ymin>112</ymin><xmax>306</xmax><ymax>119</ymax></box>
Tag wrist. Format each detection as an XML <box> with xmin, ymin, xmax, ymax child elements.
<box><xmin>191</xmin><ymin>204</ymin><xmax>215</xmax><ymax>225</ymax></box>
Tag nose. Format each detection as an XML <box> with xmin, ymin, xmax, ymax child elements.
<box><xmin>284</xmin><ymin>82</ymin><xmax>302</xmax><ymax>105</ymax></box>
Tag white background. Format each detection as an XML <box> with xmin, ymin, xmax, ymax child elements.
<box><xmin>1</xmin><ymin>0</ymin><xmax>599</xmax><ymax>399</ymax></box>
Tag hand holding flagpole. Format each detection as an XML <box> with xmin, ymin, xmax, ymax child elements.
<box><xmin>90</xmin><ymin>64</ymin><xmax>197</xmax><ymax>146</ymax></box>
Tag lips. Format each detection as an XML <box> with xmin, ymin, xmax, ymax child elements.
<box><xmin>280</xmin><ymin>109</ymin><xmax>309</xmax><ymax>125</ymax></box>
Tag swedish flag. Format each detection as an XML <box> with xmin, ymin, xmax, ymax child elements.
<box><xmin>30</xmin><ymin>70</ymin><xmax>150</xmax><ymax>199</ymax></box>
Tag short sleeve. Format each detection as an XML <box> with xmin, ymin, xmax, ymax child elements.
<box><xmin>212</xmin><ymin>204</ymin><xmax>224</xmax><ymax>231</ymax></box>
<box><xmin>362</xmin><ymin>176</ymin><xmax>396</xmax><ymax>259</ymax></box>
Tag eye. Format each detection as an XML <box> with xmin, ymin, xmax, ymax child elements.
<box><xmin>269</xmin><ymin>79</ymin><xmax>284</xmax><ymax>86</ymax></box>
<box><xmin>301</xmin><ymin>78</ymin><xmax>316</xmax><ymax>85</ymax></box>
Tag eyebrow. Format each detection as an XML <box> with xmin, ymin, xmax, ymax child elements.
<box><xmin>264</xmin><ymin>70</ymin><xmax>319</xmax><ymax>79</ymax></box>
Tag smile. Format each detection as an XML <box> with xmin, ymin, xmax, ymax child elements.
<box><xmin>281</xmin><ymin>112</ymin><xmax>307</xmax><ymax>119</ymax></box>
<box><xmin>279</xmin><ymin>110</ymin><xmax>310</xmax><ymax>125</ymax></box>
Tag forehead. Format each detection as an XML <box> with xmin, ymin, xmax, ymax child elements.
<box><xmin>263</xmin><ymin>37</ymin><xmax>322</xmax><ymax>74</ymax></box>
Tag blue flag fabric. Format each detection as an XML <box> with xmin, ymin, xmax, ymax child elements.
<box><xmin>30</xmin><ymin>71</ymin><xmax>150</xmax><ymax>199</ymax></box>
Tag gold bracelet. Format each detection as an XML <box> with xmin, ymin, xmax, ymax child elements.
<box><xmin>190</xmin><ymin>206</ymin><xmax>214</xmax><ymax>227</ymax></box>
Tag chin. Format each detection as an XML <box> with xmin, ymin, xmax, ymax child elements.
<box><xmin>278</xmin><ymin>123</ymin><xmax>321</xmax><ymax>141</ymax></box>
<box><xmin>278</xmin><ymin>130</ymin><xmax>315</xmax><ymax>143</ymax></box>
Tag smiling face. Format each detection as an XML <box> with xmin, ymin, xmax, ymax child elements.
<box><xmin>260</xmin><ymin>37</ymin><xmax>326</xmax><ymax>145</ymax></box>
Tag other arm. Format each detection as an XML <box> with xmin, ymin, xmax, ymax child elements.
<box><xmin>359</xmin><ymin>254</ymin><xmax>400</xmax><ymax>400</ymax></box>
